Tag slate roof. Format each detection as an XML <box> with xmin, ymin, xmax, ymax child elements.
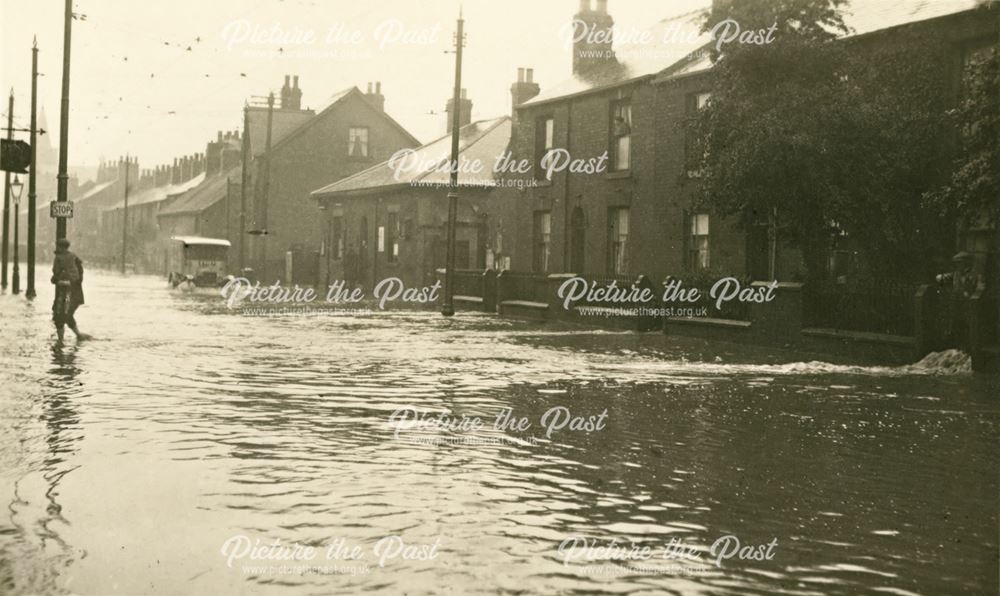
<box><xmin>246</xmin><ymin>107</ymin><xmax>316</xmax><ymax>158</ymax></box>
<box><xmin>310</xmin><ymin>116</ymin><xmax>511</xmax><ymax>197</ymax></box>
<box><xmin>157</xmin><ymin>167</ymin><xmax>242</xmax><ymax>217</ymax></box>
<box><xmin>265</xmin><ymin>87</ymin><xmax>420</xmax><ymax>155</ymax></box>
<box><xmin>524</xmin><ymin>0</ymin><xmax>988</xmax><ymax>107</ymax></box>
<box><xmin>104</xmin><ymin>173</ymin><xmax>206</xmax><ymax>212</ymax></box>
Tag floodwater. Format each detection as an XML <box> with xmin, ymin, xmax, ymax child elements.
<box><xmin>1</xmin><ymin>270</ymin><xmax>997</xmax><ymax>595</ymax></box>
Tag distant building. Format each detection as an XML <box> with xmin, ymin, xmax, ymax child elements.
<box><xmin>101</xmin><ymin>156</ymin><xmax>206</xmax><ymax>272</ymax></box>
<box><xmin>157</xmin><ymin>75</ymin><xmax>422</xmax><ymax>284</ymax></box>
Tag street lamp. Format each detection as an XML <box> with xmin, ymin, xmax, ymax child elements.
<box><xmin>11</xmin><ymin>175</ymin><xmax>23</xmax><ymax>204</ymax></box>
<box><xmin>11</xmin><ymin>175</ymin><xmax>24</xmax><ymax>294</ymax></box>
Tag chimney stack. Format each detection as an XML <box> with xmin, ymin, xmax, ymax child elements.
<box><xmin>280</xmin><ymin>75</ymin><xmax>292</xmax><ymax>109</ymax></box>
<box><xmin>511</xmin><ymin>67</ymin><xmax>541</xmax><ymax>121</ymax></box>
<box><xmin>282</xmin><ymin>75</ymin><xmax>302</xmax><ymax>110</ymax></box>
<box><xmin>572</xmin><ymin>0</ymin><xmax>617</xmax><ymax>77</ymax></box>
<box><xmin>445</xmin><ymin>88</ymin><xmax>473</xmax><ymax>133</ymax></box>
<box><xmin>364</xmin><ymin>81</ymin><xmax>386</xmax><ymax>112</ymax></box>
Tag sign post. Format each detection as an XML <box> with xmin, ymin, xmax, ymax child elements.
<box><xmin>50</xmin><ymin>201</ymin><xmax>74</xmax><ymax>219</ymax></box>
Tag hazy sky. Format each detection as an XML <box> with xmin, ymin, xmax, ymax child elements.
<box><xmin>0</xmin><ymin>0</ymin><xmax>707</xmax><ymax>176</ymax></box>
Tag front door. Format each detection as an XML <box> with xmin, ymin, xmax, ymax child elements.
<box><xmin>570</xmin><ymin>207</ymin><xmax>585</xmax><ymax>274</ymax></box>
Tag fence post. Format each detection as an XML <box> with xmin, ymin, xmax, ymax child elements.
<box><xmin>969</xmin><ymin>289</ymin><xmax>986</xmax><ymax>363</ymax></box>
<box><xmin>546</xmin><ymin>274</ymin><xmax>576</xmax><ymax>321</ymax></box>
<box><xmin>635</xmin><ymin>275</ymin><xmax>659</xmax><ymax>331</ymax></box>
<box><xmin>483</xmin><ymin>269</ymin><xmax>497</xmax><ymax>313</ymax></box>
<box><xmin>913</xmin><ymin>284</ymin><xmax>936</xmax><ymax>358</ymax></box>
<box><xmin>495</xmin><ymin>270</ymin><xmax>509</xmax><ymax>312</ymax></box>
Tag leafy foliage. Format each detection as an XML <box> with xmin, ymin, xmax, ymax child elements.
<box><xmin>691</xmin><ymin>0</ymin><xmax>974</xmax><ymax>281</ymax></box>
<box><xmin>925</xmin><ymin>47</ymin><xmax>1000</xmax><ymax>228</ymax></box>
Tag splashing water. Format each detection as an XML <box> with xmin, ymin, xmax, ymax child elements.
<box><xmin>904</xmin><ymin>349</ymin><xmax>973</xmax><ymax>375</ymax></box>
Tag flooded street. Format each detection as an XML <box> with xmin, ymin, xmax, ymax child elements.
<box><xmin>1</xmin><ymin>270</ymin><xmax>997</xmax><ymax>595</ymax></box>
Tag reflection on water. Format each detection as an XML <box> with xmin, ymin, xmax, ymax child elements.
<box><xmin>0</xmin><ymin>272</ymin><xmax>997</xmax><ymax>595</ymax></box>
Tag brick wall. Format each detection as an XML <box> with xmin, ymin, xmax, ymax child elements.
<box><xmin>321</xmin><ymin>187</ymin><xmax>491</xmax><ymax>291</ymax></box>
<box><xmin>256</xmin><ymin>91</ymin><xmax>419</xmax><ymax>282</ymax></box>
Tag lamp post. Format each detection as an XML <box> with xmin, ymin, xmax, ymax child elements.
<box><xmin>11</xmin><ymin>175</ymin><xmax>24</xmax><ymax>294</ymax></box>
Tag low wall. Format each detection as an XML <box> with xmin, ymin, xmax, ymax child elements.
<box><xmin>663</xmin><ymin>282</ymin><xmax>921</xmax><ymax>365</ymax></box>
<box><xmin>437</xmin><ymin>268</ymin><xmax>995</xmax><ymax>370</ymax></box>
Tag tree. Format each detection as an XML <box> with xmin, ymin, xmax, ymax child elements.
<box><xmin>925</xmin><ymin>46</ymin><xmax>1000</xmax><ymax>229</ymax></box>
<box><xmin>691</xmin><ymin>0</ymin><xmax>961</xmax><ymax>281</ymax></box>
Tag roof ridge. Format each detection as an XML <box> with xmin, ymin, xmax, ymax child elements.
<box><xmin>411</xmin><ymin>116</ymin><xmax>511</xmax><ymax>184</ymax></box>
<box><xmin>311</xmin><ymin>116</ymin><xmax>509</xmax><ymax>196</ymax></box>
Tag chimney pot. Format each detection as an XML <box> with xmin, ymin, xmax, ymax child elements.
<box><xmin>527</xmin><ymin>68</ymin><xmax>534</xmax><ymax>83</ymax></box>
<box><xmin>367</xmin><ymin>82</ymin><xmax>373</xmax><ymax>94</ymax></box>
<box><xmin>518</xmin><ymin>67</ymin><xmax>525</xmax><ymax>83</ymax></box>
<box><xmin>579</xmin><ymin>0</ymin><xmax>589</xmax><ymax>12</ymax></box>
<box><xmin>596</xmin><ymin>0</ymin><xmax>607</xmax><ymax>13</ymax></box>
<box><xmin>376</xmin><ymin>81</ymin><xmax>381</xmax><ymax>94</ymax></box>
<box><xmin>293</xmin><ymin>75</ymin><xmax>299</xmax><ymax>89</ymax></box>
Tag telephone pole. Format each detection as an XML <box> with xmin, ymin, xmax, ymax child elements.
<box><xmin>26</xmin><ymin>38</ymin><xmax>39</xmax><ymax>299</ymax></box>
<box><xmin>261</xmin><ymin>92</ymin><xmax>274</xmax><ymax>283</ymax></box>
<box><xmin>225</xmin><ymin>176</ymin><xmax>231</xmax><ymax>269</ymax></box>
<box><xmin>239</xmin><ymin>104</ymin><xmax>250</xmax><ymax>275</ymax></box>
<box><xmin>56</xmin><ymin>0</ymin><xmax>73</xmax><ymax>241</ymax></box>
<box><xmin>2</xmin><ymin>91</ymin><xmax>12</xmax><ymax>290</ymax></box>
<box><xmin>441</xmin><ymin>8</ymin><xmax>466</xmax><ymax>317</ymax></box>
<box><xmin>121</xmin><ymin>155</ymin><xmax>130</xmax><ymax>275</ymax></box>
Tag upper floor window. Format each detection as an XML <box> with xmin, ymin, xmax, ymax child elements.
<box><xmin>693</xmin><ymin>92</ymin><xmax>711</xmax><ymax>111</ymax></box>
<box><xmin>686</xmin><ymin>92</ymin><xmax>712</xmax><ymax>178</ymax></box>
<box><xmin>535</xmin><ymin>116</ymin><xmax>555</xmax><ymax>180</ymax></box>
<box><xmin>610</xmin><ymin>100</ymin><xmax>632</xmax><ymax>172</ymax></box>
<box><xmin>608</xmin><ymin>208</ymin><xmax>629</xmax><ymax>274</ymax></box>
<box><xmin>349</xmin><ymin>127</ymin><xmax>370</xmax><ymax>157</ymax></box>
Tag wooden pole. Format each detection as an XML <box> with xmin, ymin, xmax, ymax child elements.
<box><xmin>121</xmin><ymin>155</ymin><xmax>130</xmax><ymax>274</ymax></box>
<box><xmin>26</xmin><ymin>39</ymin><xmax>38</xmax><ymax>298</ymax></box>
<box><xmin>56</xmin><ymin>0</ymin><xmax>73</xmax><ymax>241</ymax></box>
<box><xmin>441</xmin><ymin>9</ymin><xmax>465</xmax><ymax>317</ymax></box>
<box><xmin>1</xmin><ymin>91</ymin><xmax>12</xmax><ymax>290</ymax></box>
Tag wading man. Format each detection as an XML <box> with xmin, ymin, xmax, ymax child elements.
<box><xmin>51</xmin><ymin>238</ymin><xmax>88</xmax><ymax>342</ymax></box>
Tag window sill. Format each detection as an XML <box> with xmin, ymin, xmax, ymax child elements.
<box><xmin>606</xmin><ymin>170</ymin><xmax>632</xmax><ymax>180</ymax></box>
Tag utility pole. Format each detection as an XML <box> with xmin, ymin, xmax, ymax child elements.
<box><xmin>26</xmin><ymin>38</ymin><xmax>39</xmax><ymax>299</ymax></box>
<box><xmin>56</xmin><ymin>0</ymin><xmax>73</xmax><ymax>241</ymax></box>
<box><xmin>121</xmin><ymin>154</ymin><xmax>130</xmax><ymax>275</ymax></box>
<box><xmin>225</xmin><ymin>176</ymin><xmax>231</xmax><ymax>270</ymax></box>
<box><xmin>239</xmin><ymin>104</ymin><xmax>250</xmax><ymax>275</ymax></box>
<box><xmin>261</xmin><ymin>92</ymin><xmax>274</xmax><ymax>283</ymax></box>
<box><xmin>441</xmin><ymin>8</ymin><xmax>466</xmax><ymax>317</ymax></box>
<box><xmin>2</xmin><ymin>90</ymin><xmax>12</xmax><ymax>290</ymax></box>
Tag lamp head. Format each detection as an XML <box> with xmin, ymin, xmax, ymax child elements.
<box><xmin>10</xmin><ymin>175</ymin><xmax>24</xmax><ymax>204</ymax></box>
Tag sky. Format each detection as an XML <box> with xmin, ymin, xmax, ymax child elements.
<box><xmin>0</xmin><ymin>0</ymin><xmax>708</xmax><ymax>179</ymax></box>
